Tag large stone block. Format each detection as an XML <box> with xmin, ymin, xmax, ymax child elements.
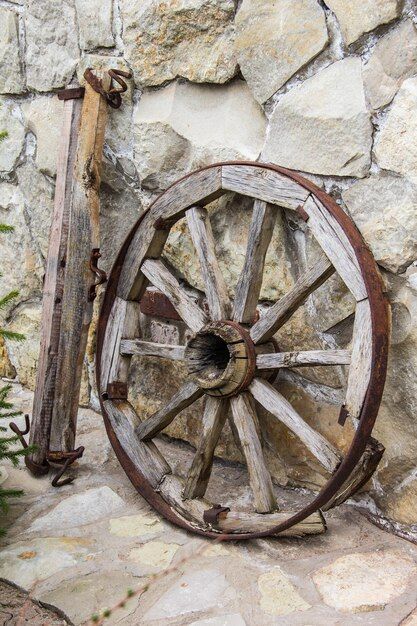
<box><xmin>75</xmin><ymin>0</ymin><xmax>114</xmax><ymax>50</ymax></box>
<box><xmin>364</xmin><ymin>20</ymin><xmax>417</xmax><ymax>110</ymax></box>
<box><xmin>326</xmin><ymin>0</ymin><xmax>402</xmax><ymax>45</ymax></box>
<box><xmin>120</xmin><ymin>0</ymin><xmax>237</xmax><ymax>86</ymax></box>
<box><xmin>0</xmin><ymin>9</ymin><xmax>25</xmax><ymax>95</ymax></box>
<box><xmin>234</xmin><ymin>0</ymin><xmax>328</xmax><ymax>103</ymax></box>
<box><xmin>22</xmin><ymin>96</ymin><xmax>64</xmax><ymax>177</ymax></box>
<box><xmin>374</xmin><ymin>77</ymin><xmax>417</xmax><ymax>184</ymax></box>
<box><xmin>263</xmin><ymin>58</ymin><xmax>372</xmax><ymax>177</ymax></box>
<box><xmin>25</xmin><ymin>0</ymin><xmax>79</xmax><ymax>91</ymax></box>
<box><xmin>133</xmin><ymin>80</ymin><xmax>266</xmax><ymax>189</ymax></box>
<box><xmin>343</xmin><ymin>173</ymin><xmax>417</xmax><ymax>274</ymax></box>
<box><xmin>0</xmin><ymin>99</ymin><xmax>25</xmax><ymax>173</ymax></box>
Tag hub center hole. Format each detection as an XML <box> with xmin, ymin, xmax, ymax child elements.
<box><xmin>186</xmin><ymin>332</ymin><xmax>231</xmax><ymax>381</ymax></box>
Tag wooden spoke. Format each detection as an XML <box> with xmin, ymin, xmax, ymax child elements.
<box><xmin>186</xmin><ymin>206</ymin><xmax>231</xmax><ymax>320</ymax></box>
<box><xmin>230</xmin><ymin>392</ymin><xmax>276</xmax><ymax>513</ymax></box>
<box><xmin>250</xmin><ymin>255</ymin><xmax>334</xmax><ymax>345</ymax></box>
<box><xmin>141</xmin><ymin>259</ymin><xmax>208</xmax><ymax>333</ymax></box>
<box><xmin>233</xmin><ymin>200</ymin><xmax>277</xmax><ymax>324</ymax></box>
<box><xmin>183</xmin><ymin>396</ymin><xmax>228</xmax><ymax>499</ymax></box>
<box><xmin>344</xmin><ymin>298</ymin><xmax>372</xmax><ymax>421</ymax></box>
<box><xmin>257</xmin><ymin>349</ymin><xmax>351</xmax><ymax>370</ymax></box>
<box><xmin>120</xmin><ymin>339</ymin><xmax>185</xmax><ymax>361</ymax></box>
<box><xmin>135</xmin><ymin>381</ymin><xmax>204</xmax><ymax>441</ymax></box>
<box><xmin>250</xmin><ymin>378</ymin><xmax>342</xmax><ymax>474</ymax></box>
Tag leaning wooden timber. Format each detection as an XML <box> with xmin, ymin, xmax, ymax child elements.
<box><xmin>96</xmin><ymin>161</ymin><xmax>390</xmax><ymax>540</ymax></box>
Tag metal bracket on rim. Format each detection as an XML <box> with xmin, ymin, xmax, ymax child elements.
<box><xmin>203</xmin><ymin>504</ymin><xmax>230</xmax><ymax>526</ymax></box>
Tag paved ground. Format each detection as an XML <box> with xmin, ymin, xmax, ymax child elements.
<box><xmin>1</xmin><ymin>384</ymin><xmax>417</xmax><ymax>626</ymax></box>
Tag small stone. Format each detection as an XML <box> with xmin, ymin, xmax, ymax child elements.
<box><xmin>326</xmin><ymin>0</ymin><xmax>402</xmax><ymax>46</ymax></box>
<box><xmin>234</xmin><ymin>0</ymin><xmax>328</xmax><ymax>103</ymax></box>
<box><xmin>0</xmin><ymin>9</ymin><xmax>25</xmax><ymax>94</ymax></box>
<box><xmin>120</xmin><ymin>0</ymin><xmax>237</xmax><ymax>86</ymax></box>
<box><xmin>385</xmin><ymin>476</ymin><xmax>417</xmax><ymax>525</ymax></box>
<box><xmin>364</xmin><ymin>21</ymin><xmax>417</xmax><ymax>110</ymax></box>
<box><xmin>25</xmin><ymin>0</ymin><xmax>79</xmax><ymax>91</ymax></box>
<box><xmin>30</xmin><ymin>486</ymin><xmax>126</xmax><ymax>532</ymax></box>
<box><xmin>313</xmin><ymin>551</ymin><xmax>417</xmax><ymax>612</ymax></box>
<box><xmin>0</xmin><ymin>99</ymin><xmax>25</xmax><ymax>173</ymax></box>
<box><xmin>263</xmin><ymin>57</ymin><xmax>371</xmax><ymax>177</ymax></box>
<box><xmin>22</xmin><ymin>96</ymin><xmax>64</xmax><ymax>176</ymax></box>
<box><xmin>374</xmin><ymin>77</ymin><xmax>417</xmax><ymax>184</ymax></box>
<box><xmin>75</xmin><ymin>0</ymin><xmax>114</xmax><ymax>50</ymax></box>
<box><xmin>133</xmin><ymin>80</ymin><xmax>266</xmax><ymax>189</ymax></box>
<box><xmin>189</xmin><ymin>615</ymin><xmax>246</xmax><ymax>626</ymax></box>
<box><xmin>109</xmin><ymin>513</ymin><xmax>164</xmax><ymax>537</ymax></box>
<box><xmin>128</xmin><ymin>541</ymin><xmax>179</xmax><ymax>568</ymax></box>
<box><xmin>258</xmin><ymin>567</ymin><xmax>311</xmax><ymax>616</ymax></box>
<box><xmin>144</xmin><ymin>568</ymin><xmax>236</xmax><ymax>620</ymax></box>
<box><xmin>0</xmin><ymin>537</ymin><xmax>90</xmax><ymax>588</ymax></box>
<box><xmin>342</xmin><ymin>173</ymin><xmax>417</xmax><ymax>274</ymax></box>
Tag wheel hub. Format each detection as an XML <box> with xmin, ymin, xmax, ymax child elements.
<box><xmin>184</xmin><ymin>321</ymin><xmax>256</xmax><ymax>397</ymax></box>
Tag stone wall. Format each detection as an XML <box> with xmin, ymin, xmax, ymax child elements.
<box><xmin>1</xmin><ymin>0</ymin><xmax>417</xmax><ymax>536</ymax></box>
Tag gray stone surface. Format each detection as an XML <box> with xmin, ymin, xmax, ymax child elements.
<box><xmin>364</xmin><ymin>20</ymin><xmax>417</xmax><ymax>110</ymax></box>
<box><xmin>263</xmin><ymin>58</ymin><xmax>372</xmax><ymax>177</ymax></box>
<box><xmin>22</xmin><ymin>96</ymin><xmax>64</xmax><ymax>176</ymax></box>
<box><xmin>75</xmin><ymin>0</ymin><xmax>114</xmax><ymax>50</ymax></box>
<box><xmin>234</xmin><ymin>0</ymin><xmax>328</xmax><ymax>103</ymax></box>
<box><xmin>326</xmin><ymin>0</ymin><xmax>402</xmax><ymax>45</ymax></box>
<box><xmin>0</xmin><ymin>8</ymin><xmax>25</xmax><ymax>95</ymax></box>
<box><xmin>120</xmin><ymin>0</ymin><xmax>237</xmax><ymax>87</ymax></box>
<box><xmin>0</xmin><ymin>99</ymin><xmax>24</xmax><ymax>173</ymax></box>
<box><xmin>25</xmin><ymin>0</ymin><xmax>79</xmax><ymax>91</ymax></box>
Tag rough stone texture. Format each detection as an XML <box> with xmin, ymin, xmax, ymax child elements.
<box><xmin>343</xmin><ymin>174</ymin><xmax>417</xmax><ymax>274</ymax></box>
<box><xmin>263</xmin><ymin>58</ymin><xmax>372</xmax><ymax>177</ymax></box>
<box><xmin>3</xmin><ymin>303</ymin><xmax>41</xmax><ymax>389</ymax></box>
<box><xmin>128</xmin><ymin>540</ymin><xmax>179</xmax><ymax>569</ymax></box>
<box><xmin>75</xmin><ymin>0</ymin><xmax>114</xmax><ymax>50</ymax></box>
<box><xmin>25</xmin><ymin>0</ymin><xmax>79</xmax><ymax>91</ymax></box>
<box><xmin>0</xmin><ymin>99</ymin><xmax>25</xmax><ymax>173</ymax></box>
<box><xmin>326</xmin><ymin>0</ymin><xmax>402</xmax><ymax>45</ymax></box>
<box><xmin>374</xmin><ymin>77</ymin><xmax>417</xmax><ymax>184</ymax></box>
<box><xmin>313</xmin><ymin>551</ymin><xmax>417</xmax><ymax>612</ymax></box>
<box><xmin>109</xmin><ymin>513</ymin><xmax>164</xmax><ymax>537</ymax></box>
<box><xmin>121</xmin><ymin>0</ymin><xmax>237</xmax><ymax>87</ymax></box>
<box><xmin>364</xmin><ymin>21</ymin><xmax>417</xmax><ymax>110</ymax></box>
<box><xmin>22</xmin><ymin>96</ymin><xmax>64</xmax><ymax>176</ymax></box>
<box><xmin>0</xmin><ymin>9</ymin><xmax>25</xmax><ymax>95</ymax></box>
<box><xmin>235</xmin><ymin>0</ymin><xmax>328</xmax><ymax>103</ymax></box>
<box><xmin>133</xmin><ymin>80</ymin><xmax>266</xmax><ymax>190</ymax></box>
<box><xmin>258</xmin><ymin>568</ymin><xmax>311</xmax><ymax>616</ymax></box>
<box><xmin>0</xmin><ymin>579</ymin><xmax>71</xmax><ymax>626</ymax></box>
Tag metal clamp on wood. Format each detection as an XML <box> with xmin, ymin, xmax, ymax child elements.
<box><xmin>203</xmin><ymin>504</ymin><xmax>230</xmax><ymax>526</ymax></box>
<box><xmin>47</xmin><ymin>447</ymin><xmax>85</xmax><ymax>488</ymax></box>
<box><xmin>89</xmin><ymin>248</ymin><xmax>107</xmax><ymax>301</ymax></box>
<box><xmin>84</xmin><ymin>68</ymin><xmax>132</xmax><ymax>109</ymax></box>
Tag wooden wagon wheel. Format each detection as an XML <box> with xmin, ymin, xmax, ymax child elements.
<box><xmin>96</xmin><ymin>162</ymin><xmax>390</xmax><ymax>539</ymax></box>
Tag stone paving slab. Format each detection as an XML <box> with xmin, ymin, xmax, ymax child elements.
<box><xmin>1</xmin><ymin>384</ymin><xmax>417</xmax><ymax>625</ymax></box>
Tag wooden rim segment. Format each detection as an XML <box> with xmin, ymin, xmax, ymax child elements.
<box><xmin>96</xmin><ymin>161</ymin><xmax>390</xmax><ymax>540</ymax></box>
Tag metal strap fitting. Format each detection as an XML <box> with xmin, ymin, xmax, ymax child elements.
<box><xmin>203</xmin><ymin>504</ymin><xmax>230</xmax><ymax>526</ymax></box>
<box><xmin>84</xmin><ymin>68</ymin><xmax>132</xmax><ymax>109</ymax></box>
<box><xmin>89</xmin><ymin>248</ymin><xmax>107</xmax><ymax>301</ymax></box>
<box><xmin>57</xmin><ymin>87</ymin><xmax>85</xmax><ymax>101</ymax></box>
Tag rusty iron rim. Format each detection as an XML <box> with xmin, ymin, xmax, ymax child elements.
<box><xmin>96</xmin><ymin>161</ymin><xmax>389</xmax><ymax>540</ymax></box>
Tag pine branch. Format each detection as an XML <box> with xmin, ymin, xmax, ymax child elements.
<box><xmin>0</xmin><ymin>130</ymin><xmax>8</xmax><ymax>141</ymax></box>
<box><xmin>0</xmin><ymin>224</ymin><xmax>14</xmax><ymax>234</ymax></box>
<box><xmin>0</xmin><ymin>329</ymin><xmax>25</xmax><ymax>342</ymax></box>
<box><xmin>0</xmin><ymin>290</ymin><xmax>19</xmax><ymax>310</ymax></box>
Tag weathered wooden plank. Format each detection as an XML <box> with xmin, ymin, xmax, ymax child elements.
<box><xmin>280</xmin><ymin>369</ymin><xmax>345</xmax><ymax>406</ymax></box>
<box><xmin>186</xmin><ymin>206</ymin><xmax>231</xmax><ymax>320</ymax></box>
<box><xmin>120</xmin><ymin>339</ymin><xmax>185</xmax><ymax>361</ymax></box>
<box><xmin>230</xmin><ymin>392</ymin><xmax>276</xmax><ymax>513</ymax></box>
<box><xmin>50</xmin><ymin>73</ymin><xmax>111</xmax><ymax>453</ymax></box>
<box><xmin>233</xmin><ymin>200</ymin><xmax>277</xmax><ymax>324</ymax></box>
<box><xmin>250</xmin><ymin>255</ymin><xmax>334</xmax><ymax>345</ymax></box>
<box><xmin>250</xmin><ymin>378</ymin><xmax>342</xmax><ymax>473</ymax></box>
<box><xmin>302</xmin><ymin>194</ymin><xmax>367</xmax><ymax>301</ymax></box>
<box><xmin>29</xmin><ymin>96</ymin><xmax>82</xmax><ymax>466</ymax></box>
<box><xmin>345</xmin><ymin>298</ymin><xmax>372</xmax><ymax>421</ymax></box>
<box><xmin>183</xmin><ymin>396</ymin><xmax>228</xmax><ymax>499</ymax></box>
<box><xmin>221</xmin><ymin>165</ymin><xmax>309</xmax><ymax>209</ymax></box>
<box><xmin>100</xmin><ymin>296</ymin><xmax>140</xmax><ymax>391</ymax></box>
<box><xmin>118</xmin><ymin>167</ymin><xmax>223</xmax><ymax>301</ymax></box>
<box><xmin>135</xmin><ymin>380</ymin><xmax>204</xmax><ymax>441</ymax></box>
<box><xmin>104</xmin><ymin>399</ymin><xmax>171</xmax><ymax>488</ymax></box>
<box><xmin>141</xmin><ymin>259</ymin><xmax>208</xmax><ymax>333</ymax></box>
<box><xmin>256</xmin><ymin>349</ymin><xmax>351</xmax><ymax>369</ymax></box>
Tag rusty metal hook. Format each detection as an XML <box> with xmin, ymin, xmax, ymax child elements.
<box><xmin>9</xmin><ymin>414</ymin><xmax>30</xmax><ymax>448</ymax></box>
<box><xmin>89</xmin><ymin>248</ymin><xmax>107</xmax><ymax>301</ymax></box>
<box><xmin>47</xmin><ymin>446</ymin><xmax>85</xmax><ymax>488</ymax></box>
<box><xmin>83</xmin><ymin>67</ymin><xmax>132</xmax><ymax>109</ymax></box>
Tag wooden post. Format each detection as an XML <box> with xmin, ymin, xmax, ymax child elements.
<box><xmin>28</xmin><ymin>91</ymin><xmax>83</xmax><ymax>470</ymax></box>
<box><xmin>48</xmin><ymin>73</ymin><xmax>110</xmax><ymax>454</ymax></box>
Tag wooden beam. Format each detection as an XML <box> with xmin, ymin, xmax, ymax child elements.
<box><xmin>186</xmin><ymin>206</ymin><xmax>231</xmax><ymax>320</ymax></box>
<box><xmin>250</xmin><ymin>378</ymin><xmax>342</xmax><ymax>474</ymax></box>
<box><xmin>345</xmin><ymin>298</ymin><xmax>372</xmax><ymax>421</ymax></box>
<box><xmin>120</xmin><ymin>339</ymin><xmax>185</xmax><ymax>361</ymax></box>
<box><xmin>135</xmin><ymin>380</ymin><xmax>203</xmax><ymax>441</ymax></box>
<box><xmin>250</xmin><ymin>255</ymin><xmax>334</xmax><ymax>345</ymax></box>
<box><xmin>233</xmin><ymin>200</ymin><xmax>277</xmax><ymax>324</ymax></box>
<box><xmin>29</xmin><ymin>94</ymin><xmax>82</xmax><ymax>466</ymax></box>
<box><xmin>141</xmin><ymin>259</ymin><xmax>208</xmax><ymax>333</ymax></box>
<box><xmin>256</xmin><ymin>349</ymin><xmax>351</xmax><ymax>369</ymax></box>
